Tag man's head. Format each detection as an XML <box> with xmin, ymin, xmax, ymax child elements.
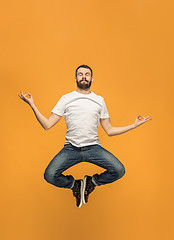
<box><xmin>75</xmin><ymin>65</ymin><xmax>93</xmax><ymax>90</ymax></box>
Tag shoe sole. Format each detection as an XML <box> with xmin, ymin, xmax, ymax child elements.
<box><xmin>78</xmin><ymin>179</ymin><xmax>84</xmax><ymax>208</ymax></box>
<box><xmin>82</xmin><ymin>175</ymin><xmax>88</xmax><ymax>204</ymax></box>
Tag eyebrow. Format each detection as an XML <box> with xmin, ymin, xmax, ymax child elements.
<box><xmin>77</xmin><ymin>72</ymin><xmax>90</xmax><ymax>74</ymax></box>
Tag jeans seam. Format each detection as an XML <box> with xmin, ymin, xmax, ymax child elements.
<box><xmin>91</xmin><ymin>177</ymin><xmax>98</xmax><ymax>186</ymax></box>
<box><xmin>70</xmin><ymin>179</ymin><xmax>75</xmax><ymax>189</ymax></box>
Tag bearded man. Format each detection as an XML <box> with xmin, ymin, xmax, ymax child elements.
<box><xmin>18</xmin><ymin>64</ymin><xmax>152</xmax><ymax>208</ymax></box>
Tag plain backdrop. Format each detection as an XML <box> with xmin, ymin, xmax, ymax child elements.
<box><xmin>1</xmin><ymin>0</ymin><xmax>174</xmax><ymax>240</ymax></box>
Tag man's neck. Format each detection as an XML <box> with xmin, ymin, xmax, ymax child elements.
<box><xmin>76</xmin><ymin>88</ymin><xmax>91</xmax><ymax>94</ymax></box>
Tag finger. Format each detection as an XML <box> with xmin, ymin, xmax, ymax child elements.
<box><xmin>138</xmin><ymin>115</ymin><xmax>145</xmax><ymax>119</ymax></box>
<box><xmin>146</xmin><ymin>118</ymin><xmax>152</xmax><ymax>121</ymax></box>
<box><xmin>21</xmin><ymin>94</ymin><xmax>27</xmax><ymax>100</ymax></box>
<box><xmin>21</xmin><ymin>91</ymin><xmax>28</xmax><ymax>97</ymax></box>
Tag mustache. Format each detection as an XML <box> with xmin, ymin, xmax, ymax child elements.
<box><xmin>80</xmin><ymin>79</ymin><xmax>88</xmax><ymax>82</ymax></box>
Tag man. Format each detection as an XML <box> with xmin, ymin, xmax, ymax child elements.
<box><xmin>18</xmin><ymin>64</ymin><xmax>152</xmax><ymax>208</ymax></box>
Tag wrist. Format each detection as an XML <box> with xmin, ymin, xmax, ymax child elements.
<box><xmin>30</xmin><ymin>103</ymin><xmax>35</xmax><ymax>109</ymax></box>
<box><xmin>132</xmin><ymin>123</ymin><xmax>137</xmax><ymax>129</ymax></box>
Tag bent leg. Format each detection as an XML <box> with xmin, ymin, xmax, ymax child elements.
<box><xmin>44</xmin><ymin>144</ymin><xmax>82</xmax><ymax>189</ymax></box>
<box><xmin>85</xmin><ymin>145</ymin><xmax>125</xmax><ymax>186</ymax></box>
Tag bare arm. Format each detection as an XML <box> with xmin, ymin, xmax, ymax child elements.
<box><xmin>100</xmin><ymin>115</ymin><xmax>152</xmax><ymax>136</ymax></box>
<box><xmin>30</xmin><ymin>104</ymin><xmax>62</xmax><ymax>130</ymax></box>
<box><xmin>100</xmin><ymin>118</ymin><xmax>135</xmax><ymax>136</ymax></box>
<box><xmin>47</xmin><ymin>112</ymin><xmax>62</xmax><ymax>130</ymax></box>
<box><xmin>18</xmin><ymin>91</ymin><xmax>62</xmax><ymax>130</ymax></box>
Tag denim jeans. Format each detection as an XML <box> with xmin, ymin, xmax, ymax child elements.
<box><xmin>44</xmin><ymin>143</ymin><xmax>125</xmax><ymax>189</ymax></box>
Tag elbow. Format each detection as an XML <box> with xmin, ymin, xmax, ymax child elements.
<box><xmin>107</xmin><ymin>126</ymin><xmax>113</xmax><ymax>136</ymax></box>
<box><xmin>45</xmin><ymin>122</ymin><xmax>51</xmax><ymax>130</ymax></box>
<box><xmin>107</xmin><ymin>129</ymin><xmax>112</xmax><ymax>137</ymax></box>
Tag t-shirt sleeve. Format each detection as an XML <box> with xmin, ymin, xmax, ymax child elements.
<box><xmin>100</xmin><ymin>98</ymin><xmax>110</xmax><ymax>119</ymax></box>
<box><xmin>51</xmin><ymin>96</ymin><xmax>65</xmax><ymax>116</ymax></box>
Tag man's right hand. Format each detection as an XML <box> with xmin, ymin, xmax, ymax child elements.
<box><xmin>18</xmin><ymin>91</ymin><xmax>34</xmax><ymax>106</ymax></box>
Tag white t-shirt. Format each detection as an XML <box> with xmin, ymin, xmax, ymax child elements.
<box><xmin>51</xmin><ymin>90</ymin><xmax>109</xmax><ymax>147</ymax></box>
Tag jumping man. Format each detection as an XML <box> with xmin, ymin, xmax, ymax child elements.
<box><xmin>18</xmin><ymin>64</ymin><xmax>152</xmax><ymax>208</ymax></box>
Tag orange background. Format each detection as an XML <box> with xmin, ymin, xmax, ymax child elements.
<box><xmin>1</xmin><ymin>0</ymin><xmax>174</xmax><ymax>239</ymax></box>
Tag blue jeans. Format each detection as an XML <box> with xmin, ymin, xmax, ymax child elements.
<box><xmin>44</xmin><ymin>143</ymin><xmax>125</xmax><ymax>189</ymax></box>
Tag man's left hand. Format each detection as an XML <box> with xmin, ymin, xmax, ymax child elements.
<box><xmin>134</xmin><ymin>115</ymin><xmax>152</xmax><ymax>128</ymax></box>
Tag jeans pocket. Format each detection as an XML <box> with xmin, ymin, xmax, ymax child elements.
<box><xmin>64</xmin><ymin>143</ymin><xmax>72</xmax><ymax>149</ymax></box>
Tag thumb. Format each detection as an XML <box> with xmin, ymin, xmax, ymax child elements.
<box><xmin>24</xmin><ymin>93</ymin><xmax>31</xmax><ymax>97</ymax></box>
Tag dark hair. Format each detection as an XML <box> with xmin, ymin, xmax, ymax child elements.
<box><xmin>75</xmin><ymin>64</ymin><xmax>93</xmax><ymax>77</ymax></box>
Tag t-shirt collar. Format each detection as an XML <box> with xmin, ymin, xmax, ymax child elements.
<box><xmin>74</xmin><ymin>90</ymin><xmax>93</xmax><ymax>95</ymax></box>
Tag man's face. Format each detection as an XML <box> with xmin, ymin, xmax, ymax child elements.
<box><xmin>75</xmin><ymin>67</ymin><xmax>93</xmax><ymax>90</ymax></box>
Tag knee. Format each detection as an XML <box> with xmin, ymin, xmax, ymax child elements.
<box><xmin>119</xmin><ymin>165</ymin><xmax>125</xmax><ymax>178</ymax></box>
<box><xmin>112</xmin><ymin>164</ymin><xmax>125</xmax><ymax>179</ymax></box>
<box><xmin>44</xmin><ymin>168</ymin><xmax>55</xmax><ymax>183</ymax></box>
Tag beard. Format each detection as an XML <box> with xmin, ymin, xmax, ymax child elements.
<box><xmin>76</xmin><ymin>79</ymin><xmax>92</xmax><ymax>90</ymax></box>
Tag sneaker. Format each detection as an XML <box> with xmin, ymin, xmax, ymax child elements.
<box><xmin>72</xmin><ymin>179</ymin><xmax>83</xmax><ymax>208</ymax></box>
<box><xmin>82</xmin><ymin>175</ymin><xmax>96</xmax><ymax>204</ymax></box>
